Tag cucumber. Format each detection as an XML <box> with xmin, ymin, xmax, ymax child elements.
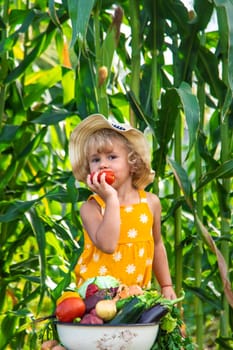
<box><xmin>109</xmin><ymin>296</ymin><xmax>146</xmax><ymax>325</ymax></box>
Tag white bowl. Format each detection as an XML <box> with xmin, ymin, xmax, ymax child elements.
<box><xmin>56</xmin><ymin>322</ymin><xmax>159</xmax><ymax>350</ymax></box>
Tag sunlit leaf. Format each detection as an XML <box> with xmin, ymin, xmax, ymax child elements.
<box><xmin>158</xmin><ymin>0</ymin><xmax>189</xmax><ymax>34</ymax></box>
<box><xmin>5</xmin><ymin>30</ymin><xmax>54</xmax><ymax>83</ymax></box>
<box><xmin>196</xmin><ymin>159</ymin><xmax>233</xmax><ymax>191</ymax></box>
<box><xmin>176</xmin><ymin>82</ymin><xmax>200</xmax><ymax>157</ymax></box>
<box><xmin>68</xmin><ymin>0</ymin><xmax>96</xmax><ymax>47</ymax></box>
<box><xmin>0</xmin><ymin>162</ymin><xmax>18</xmax><ymax>191</ymax></box>
<box><xmin>168</xmin><ymin>158</ymin><xmax>194</xmax><ymax>209</ymax></box>
<box><xmin>0</xmin><ymin>125</ymin><xmax>19</xmax><ymax>143</ymax></box>
<box><xmin>32</xmin><ymin>110</ymin><xmax>76</xmax><ymax>125</ymax></box>
<box><xmin>25</xmin><ymin>208</ymin><xmax>47</xmax><ymax>311</ymax></box>
<box><xmin>194</xmin><ymin>0</ymin><xmax>214</xmax><ymax>31</ymax></box>
<box><xmin>74</xmin><ymin>54</ymin><xmax>97</xmax><ymax>115</ymax></box>
<box><xmin>40</xmin><ymin>215</ymin><xmax>80</xmax><ymax>249</ymax></box>
<box><xmin>0</xmin><ymin>315</ymin><xmax>17</xmax><ymax>349</ymax></box>
<box><xmin>154</xmin><ymin>89</ymin><xmax>179</xmax><ymax>175</ymax></box>
<box><xmin>0</xmin><ymin>199</ymin><xmax>39</xmax><ymax>223</ymax></box>
<box><xmin>214</xmin><ymin>0</ymin><xmax>233</xmax><ymax>92</ymax></box>
<box><xmin>24</xmin><ymin>66</ymin><xmax>62</xmax><ymax>107</ymax></box>
<box><xmin>0</xmin><ymin>10</ymin><xmax>37</xmax><ymax>52</ymax></box>
<box><xmin>17</xmin><ymin>127</ymin><xmax>47</xmax><ymax>158</ymax></box>
<box><xmin>48</xmin><ymin>0</ymin><xmax>61</xmax><ymax>28</ymax></box>
<box><xmin>127</xmin><ymin>90</ymin><xmax>155</xmax><ymax>133</ymax></box>
<box><xmin>195</xmin><ymin>215</ymin><xmax>233</xmax><ymax>308</ymax></box>
<box><xmin>197</xmin><ymin>46</ymin><xmax>227</xmax><ymax>105</ymax></box>
<box><xmin>61</xmin><ymin>67</ymin><xmax>75</xmax><ymax>104</ymax></box>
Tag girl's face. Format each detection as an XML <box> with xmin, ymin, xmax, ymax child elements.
<box><xmin>87</xmin><ymin>138</ymin><xmax>132</xmax><ymax>185</ymax></box>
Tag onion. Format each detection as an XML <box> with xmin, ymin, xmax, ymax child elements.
<box><xmin>95</xmin><ymin>300</ymin><xmax>117</xmax><ymax>321</ymax></box>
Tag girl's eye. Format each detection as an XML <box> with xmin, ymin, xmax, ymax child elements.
<box><xmin>108</xmin><ymin>154</ymin><xmax>117</xmax><ymax>160</ymax></box>
<box><xmin>91</xmin><ymin>157</ymin><xmax>100</xmax><ymax>163</ymax></box>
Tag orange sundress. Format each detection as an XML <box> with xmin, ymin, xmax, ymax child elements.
<box><xmin>75</xmin><ymin>190</ymin><xmax>154</xmax><ymax>289</ymax></box>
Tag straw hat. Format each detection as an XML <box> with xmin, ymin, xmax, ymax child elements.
<box><xmin>69</xmin><ymin>114</ymin><xmax>155</xmax><ymax>189</ymax></box>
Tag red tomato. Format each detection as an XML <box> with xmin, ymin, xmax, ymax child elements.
<box><xmin>55</xmin><ymin>297</ymin><xmax>86</xmax><ymax>322</ymax></box>
<box><xmin>90</xmin><ymin>170</ymin><xmax>115</xmax><ymax>185</ymax></box>
<box><xmin>56</xmin><ymin>291</ymin><xmax>80</xmax><ymax>305</ymax></box>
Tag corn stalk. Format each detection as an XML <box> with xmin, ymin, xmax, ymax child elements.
<box><xmin>129</xmin><ymin>0</ymin><xmax>140</xmax><ymax>126</ymax></box>
<box><xmin>194</xmin><ymin>78</ymin><xmax>205</xmax><ymax>349</ymax></box>
<box><xmin>215</xmin><ymin>1</ymin><xmax>233</xmax><ymax>338</ymax></box>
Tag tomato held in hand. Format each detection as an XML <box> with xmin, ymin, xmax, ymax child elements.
<box><xmin>55</xmin><ymin>297</ymin><xmax>86</xmax><ymax>322</ymax></box>
<box><xmin>90</xmin><ymin>170</ymin><xmax>115</xmax><ymax>185</ymax></box>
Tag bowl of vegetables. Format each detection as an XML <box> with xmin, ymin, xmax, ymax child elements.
<box><xmin>54</xmin><ymin>276</ymin><xmax>182</xmax><ymax>350</ymax></box>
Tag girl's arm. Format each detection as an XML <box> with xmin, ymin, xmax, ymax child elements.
<box><xmin>147</xmin><ymin>193</ymin><xmax>177</xmax><ymax>300</ymax></box>
<box><xmin>80</xmin><ymin>176</ymin><xmax>120</xmax><ymax>254</ymax></box>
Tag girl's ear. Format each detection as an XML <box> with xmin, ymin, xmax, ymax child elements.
<box><xmin>129</xmin><ymin>161</ymin><xmax>137</xmax><ymax>175</ymax></box>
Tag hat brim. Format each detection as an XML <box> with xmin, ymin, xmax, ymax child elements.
<box><xmin>69</xmin><ymin>114</ymin><xmax>154</xmax><ymax>189</ymax></box>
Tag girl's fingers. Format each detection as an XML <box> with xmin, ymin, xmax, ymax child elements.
<box><xmin>41</xmin><ymin>340</ymin><xmax>59</xmax><ymax>350</ymax></box>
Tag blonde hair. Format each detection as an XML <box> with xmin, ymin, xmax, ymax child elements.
<box><xmin>69</xmin><ymin>114</ymin><xmax>155</xmax><ymax>189</ymax></box>
<box><xmin>82</xmin><ymin>129</ymin><xmax>149</xmax><ymax>188</ymax></box>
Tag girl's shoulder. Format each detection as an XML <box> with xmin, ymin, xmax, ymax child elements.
<box><xmin>80</xmin><ymin>194</ymin><xmax>103</xmax><ymax>213</ymax></box>
<box><xmin>144</xmin><ymin>191</ymin><xmax>161</xmax><ymax>213</ymax></box>
<box><xmin>144</xmin><ymin>190</ymin><xmax>160</xmax><ymax>202</ymax></box>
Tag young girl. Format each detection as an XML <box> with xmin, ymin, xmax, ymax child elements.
<box><xmin>41</xmin><ymin>114</ymin><xmax>176</xmax><ymax>349</ymax></box>
<box><xmin>69</xmin><ymin>113</ymin><xmax>176</xmax><ymax>300</ymax></box>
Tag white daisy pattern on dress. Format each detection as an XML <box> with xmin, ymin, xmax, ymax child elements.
<box><xmin>124</xmin><ymin>206</ymin><xmax>133</xmax><ymax>213</ymax></box>
<box><xmin>126</xmin><ymin>264</ymin><xmax>136</xmax><ymax>274</ymax></box>
<box><xmin>146</xmin><ymin>258</ymin><xmax>153</xmax><ymax>266</ymax></box>
<box><xmin>140</xmin><ymin>213</ymin><xmax>149</xmax><ymax>223</ymax></box>
<box><xmin>138</xmin><ymin>248</ymin><xmax>145</xmax><ymax>257</ymax></box>
<box><xmin>136</xmin><ymin>274</ymin><xmax>143</xmax><ymax>283</ymax></box>
<box><xmin>99</xmin><ymin>265</ymin><xmax>108</xmax><ymax>275</ymax></box>
<box><xmin>128</xmin><ymin>228</ymin><xmax>138</xmax><ymax>238</ymax></box>
<box><xmin>80</xmin><ymin>265</ymin><xmax>87</xmax><ymax>274</ymax></box>
<box><xmin>93</xmin><ymin>253</ymin><xmax>100</xmax><ymax>262</ymax></box>
<box><xmin>113</xmin><ymin>251</ymin><xmax>122</xmax><ymax>262</ymax></box>
<box><xmin>141</xmin><ymin>198</ymin><xmax>147</xmax><ymax>203</ymax></box>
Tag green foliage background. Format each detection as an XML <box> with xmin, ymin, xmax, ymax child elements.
<box><xmin>0</xmin><ymin>0</ymin><xmax>232</xmax><ymax>349</ymax></box>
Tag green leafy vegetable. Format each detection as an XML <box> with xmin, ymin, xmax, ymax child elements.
<box><xmin>160</xmin><ymin>313</ymin><xmax>177</xmax><ymax>333</ymax></box>
<box><xmin>151</xmin><ymin>307</ymin><xmax>195</xmax><ymax>350</ymax></box>
<box><xmin>138</xmin><ymin>289</ymin><xmax>185</xmax><ymax>310</ymax></box>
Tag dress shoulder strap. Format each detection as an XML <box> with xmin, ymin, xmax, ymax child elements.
<box><xmin>138</xmin><ymin>190</ymin><xmax>148</xmax><ymax>202</ymax></box>
<box><xmin>88</xmin><ymin>194</ymin><xmax>105</xmax><ymax>213</ymax></box>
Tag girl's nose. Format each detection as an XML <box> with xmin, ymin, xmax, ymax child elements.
<box><xmin>99</xmin><ymin>164</ymin><xmax>108</xmax><ymax>170</ymax></box>
<box><xmin>99</xmin><ymin>159</ymin><xmax>108</xmax><ymax>170</ymax></box>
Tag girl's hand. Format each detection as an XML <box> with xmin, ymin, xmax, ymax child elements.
<box><xmin>41</xmin><ymin>340</ymin><xmax>66</xmax><ymax>350</ymax></box>
<box><xmin>87</xmin><ymin>172</ymin><xmax>117</xmax><ymax>200</ymax></box>
<box><xmin>161</xmin><ymin>286</ymin><xmax>177</xmax><ymax>300</ymax></box>
<box><xmin>90</xmin><ymin>170</ymin><xmax>115</xmax><ymax>185</ymax></box>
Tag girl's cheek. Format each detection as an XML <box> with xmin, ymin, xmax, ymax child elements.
<box><xmin>88</xmin><ymin>162</ymin><xmax>95</xmax><ymax>171</ymax></box>
<box><xmin>89</xmin><ymin>165</ymin><xmax>98</xmax><ymax>172</ymax></box>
